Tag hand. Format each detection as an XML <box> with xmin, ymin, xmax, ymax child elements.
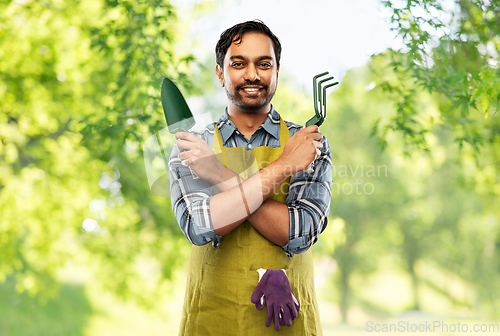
<box><xmin>251</xmin><ymin>268</ymin><xmax>300</xmax><ymax>331</ymax></box>
<box><xmin>277</xmin><ymin>125</ymin><xmax>323</xmax><ymax>176</ymax></box>
<box><xmin>175</xmin><ymin>132</ymin><xmax>228</xmax><ymax>185</ymax></box>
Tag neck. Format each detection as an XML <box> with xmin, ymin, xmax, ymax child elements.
<box><xmin>227</xmin><ymin>104</ymin><xmax>271</xmax><ymax>139</ymax></box>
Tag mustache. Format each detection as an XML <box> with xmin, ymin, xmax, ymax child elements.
<box><xmin>236</xmin><ymin>80</ymin><xmax>268</xmax><ymax>91</ymax></box>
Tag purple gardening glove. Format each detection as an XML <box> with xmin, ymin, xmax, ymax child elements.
<box><xmin>251</xmin><ymin>268</ymin><xmax>300</xmax><ymax>331</ymax></box>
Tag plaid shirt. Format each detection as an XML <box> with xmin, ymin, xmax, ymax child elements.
<box><xmin>168</xmin><ymin>106</ymin><xmax>332</xmax><ymax>257</ymax></box>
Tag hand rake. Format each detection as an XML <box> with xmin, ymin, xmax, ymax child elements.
<box><xmin>306</xmin><ymin>71</ymin><xmax>339</xmax><ymax>127</ymax></box>
<box><xmin>304</xmin><ymin>72</ymin><xmax>339</xmax><ymax>173</ymax></box>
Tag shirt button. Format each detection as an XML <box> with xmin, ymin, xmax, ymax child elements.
<box><xmin>247</xmin><ymin>144</ymin><xmax>252</xmax><ymax>150</ymax></box>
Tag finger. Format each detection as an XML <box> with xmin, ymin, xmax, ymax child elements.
<box><xmin>255</xmin><ymin>295</ymin><xmax>265</xmax><ymax>310</ymax></box>
<box><xmin>289</xmin><ymin>302</ymin><xmax>298</xmax><ymax>320</ymax></box>
<box><xmin>179</xmin><ymin>150</ymin><xmax>203</xmax><ymax>163</ymax></box>
<box><xmin>176</xmin><ymin>139</ymin><xmax>200</xmax><ymax>152</ymax></box>
<box><xmin>181</xmin><ymin>158</ymin><xmax>191</xmax><ymax>167</ymax></box>
<box><xmin>251</xmin><ymin>284</ymin><xmax>264</xmax><ymax>304</ymax></box>
<box><xmin>274</xmin><ymin>304</ymin><xmax>281</xmax><ymax>331</ymax></box>
<box><xmin>177</xmin><ymin>150</ymin><xmax>191</xmax><ymax>160</ymax></box>
<box><xmin>312</xmin><ymin>140</ymin><xmax>323</xmax><ymax>149</ymax></box>
<box><xmin>301</xmin><ymin>125</ymin><xmax>319</xmax><ymax>134</ymax></box>
<box><xmin>282</xmin><ymin>305</ymin><xmax>292</xmax><ymax>326</ymax></box>
<box><xmin>307</xmin><ymin>132</ymin><xmax>323</xmax><ymax>142</ymax></box>
<box><xmin>266</xmin><ymin>303</ymin><xmax>273</xmax><ymax>328</ymax></box>
<box><xmin>292</xmin><ymin>292</ymin><xmax>300</xmax><ymax>313</ymax></box>
<box><xmin>174</xmin><ymin>131</ymin><xmax>200</xmax><ymax>142</ymax></box>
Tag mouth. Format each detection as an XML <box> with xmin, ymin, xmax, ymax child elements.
<box><xmin>240</xmin><ymin>86</ymin><xmax>265</xmax><ymax>96</ymax></box>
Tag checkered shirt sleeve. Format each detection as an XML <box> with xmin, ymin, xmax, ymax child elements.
<box><xmin>282</xmin><ymin>131</ymin><xmax>333</xmax><ymax>257</ymax></box>
<box><xmin>168</xmin><ymin>140</ymin><xmax>222</xmax><ymax>247</ymax></box>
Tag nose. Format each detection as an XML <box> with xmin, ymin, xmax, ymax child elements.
<box><xmin>244</xmin><ymin>63</ymin><xmax>260</xmax><ymax>82</ymax></box>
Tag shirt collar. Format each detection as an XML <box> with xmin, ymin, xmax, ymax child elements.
<box><xmin>216</xmin><ymin>105</ymin><xmax>281</xmax><ymax>145</ymax></box>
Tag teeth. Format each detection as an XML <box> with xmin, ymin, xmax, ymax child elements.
<box><xmin>243</xmin><ymin>88</ymin><xmax>260</xmax><ymax>92</ymax></box>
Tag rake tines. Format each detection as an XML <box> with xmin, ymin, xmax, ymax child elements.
<box><xmin>306</xmin><ymin>71</ymin><xmax>339</xmax><ymax>127</ymax></box>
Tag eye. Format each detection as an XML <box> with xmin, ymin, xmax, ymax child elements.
<box><xmin>259</xmin><ymin>63</ymin><xmax>272</xmax><ymax>68</ymax></box>
<box><xmin>231</xmin><ymin>62</ymin><xmax>244</xmax><ymax>68</ymax></box>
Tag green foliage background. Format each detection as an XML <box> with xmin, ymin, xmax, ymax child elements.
<box><xmin>0</xmin><ymin>0</ymin><xmax>499</xmax><ymax>334</ymax></box>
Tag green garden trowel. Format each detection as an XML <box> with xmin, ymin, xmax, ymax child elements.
<box><xmin>160</xmin><ymin>77</ymin><xmax>198</xmax><ymax>178</ymax></box>
<box><xmin>161</xmin><ymin>77</ymin><xmax>196</xmax><ymax>133</ymax></box>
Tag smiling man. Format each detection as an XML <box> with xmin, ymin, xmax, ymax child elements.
<box><xmin>169</xmin><ymin>20</ymin><xmax>332</xmax><ymax>335</ymax></box>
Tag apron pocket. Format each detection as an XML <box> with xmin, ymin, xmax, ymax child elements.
<box><xmin>197</xmin><ymin>264</ymin><xmax>246</xmax><ymax>335</ymax></box>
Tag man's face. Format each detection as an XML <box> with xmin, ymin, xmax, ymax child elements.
<box><xmin>216</xmin><ymin>32</ymin><xmax>279</xmax><ymax>113</ymax></box>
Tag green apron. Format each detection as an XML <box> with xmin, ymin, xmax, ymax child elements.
<box><xmin>178</xmin><ymin>118</ymin><xmax>322</xmax><ymax>335</ymax></box>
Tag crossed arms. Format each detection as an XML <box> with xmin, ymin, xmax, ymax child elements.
<box><xmin>168</xmin><ymin>123</ymin><xmax>332</xmax><ymax>256</ymax></box>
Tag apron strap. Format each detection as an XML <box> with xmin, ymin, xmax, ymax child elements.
<box><xmin>277</xmin><ymin>117</ymin><xmax>290</xmax><ymax>146</ymax></box>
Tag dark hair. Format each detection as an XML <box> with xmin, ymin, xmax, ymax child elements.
<box><xmin>215</xmin><ymin>20</ymin><xmax>282</xmax><ymax>69</ymax></box>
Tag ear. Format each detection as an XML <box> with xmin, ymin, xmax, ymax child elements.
<box><xmin>216</xmin><ymin>64</ymin><xmax>224</xmax><ymax>87</ymax></box>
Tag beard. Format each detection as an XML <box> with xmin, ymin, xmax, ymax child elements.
<box><xmin>226</xmin><ymin>80</ymin><xmax>277</xmax><ymax>113</ymax></box>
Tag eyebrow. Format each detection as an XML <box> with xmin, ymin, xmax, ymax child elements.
<box><xmin>229</xmin><ymin>55</ymin><xmax>274</xmax><ymax>62</ymax></box>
